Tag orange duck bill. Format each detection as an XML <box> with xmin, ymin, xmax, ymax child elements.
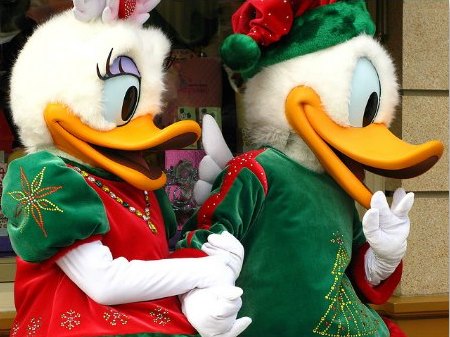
<box><xmin>285</xmin><ymin>86</ymin><xmax>444</xmax><ymax>209</ymax></box>
<box><xmin>44</xmin><ymin>103</ymin><xmax>201</xmax><ymax>191</ymax></box>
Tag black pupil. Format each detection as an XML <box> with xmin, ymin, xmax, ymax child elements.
<box><xmin>363</xmin><ymin>92</ymin><xmax>379</xmax><ymax>127</ymax></box>
<box><xmin>122</xmin><ymin>86</ymin><xmax>138</xmax><ymax>122</ymax></box>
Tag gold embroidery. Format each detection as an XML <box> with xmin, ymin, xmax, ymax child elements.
<box><xmin>8</xmin><ymin>167</ymin><xmax>63</xmax><ymax>237</ymax></box>
<box><xmin>26</xmin><ymin>317</ymin><xmax>42</xmax><ymax>337</ymax></box>
<box><xmin>313</xmin><ymin>233</ymin><xmax>379</xmax><ymax>337</ymax></box>
<box><xmin>60</xmin><ymin>309</ymin><xmax>81</xmax><ymax>331</ymax></box>
<box><xmin>103</xmin><ymin>308</ymin><xmax>129</xmax><ymax>326</ymax></box>
<box><xmin>10</xmin><ymin>322</ymin><xmax>19</xmax><ymax>337</ymax></box>
<box><xmin>149</xmin><ymin>306</ymin><xmax>171</xmax><ymax>326</ymax></box>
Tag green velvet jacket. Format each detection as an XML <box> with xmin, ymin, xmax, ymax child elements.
<box><xmin>179</xmin><ymin>147</ymin><xmax>389</xmax><ymax>337</ymax></box>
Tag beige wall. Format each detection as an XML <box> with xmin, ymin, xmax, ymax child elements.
<box><xmin>394</xmin><ymin>0</ymin><xmax>449</xmax><ymax>296</ymax></box>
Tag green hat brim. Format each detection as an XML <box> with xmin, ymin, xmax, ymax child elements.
<box><xmin>221</xmin><ymin>0</ymin><xmax>376</xmax><ymax>80</ymax></box>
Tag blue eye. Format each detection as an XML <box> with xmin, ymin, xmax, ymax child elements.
<box><xmin>102</xmin><ymin>74</ymin><xmax>140</xmax><ymax>126</ymax></box>
<box><xmin>97</xmin><ymin>52</ymin><xmax>141</xmax><ymax>126</ymax></box>
<box><xmin>348</xmin><ymin>58</ymin><xmax>381</xmax><ymax>127</ymax></box>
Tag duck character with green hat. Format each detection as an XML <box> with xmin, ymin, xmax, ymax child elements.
<box><xmin>178</xmin><ymin>0</ymin><xmax>444</xmax><ymax>336</ymax></box>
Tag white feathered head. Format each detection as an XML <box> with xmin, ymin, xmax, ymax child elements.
<box><xmin>221</xmin><ymin>0</ymin><xmax>443</xmax><ymax>208</ymax></box>
<box><xmin>10</xmin><ymin>1</ymin><xmax>200</xmax><ymax>190</ymax></box>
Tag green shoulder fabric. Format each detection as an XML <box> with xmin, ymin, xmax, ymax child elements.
<box><xmin>1</xmin><ymin>151</ymin><xmax>109</xmax><ymax>262</ymax></box>
<box><xmin>153</xmin><ymin>188</ymin><xmax>177</xmax><ymax>240</ymax></box>
<box><xmin>178</xmin><ymin>157</ymin><xmax>267</xmax><ymax>250</ymax></box>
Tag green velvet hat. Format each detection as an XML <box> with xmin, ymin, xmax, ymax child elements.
<box><xmin>221</xmin><ymin>0</ymin><xmax>376</xmax><ymax>80</ymax></box>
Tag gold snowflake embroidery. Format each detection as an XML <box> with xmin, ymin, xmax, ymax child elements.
<box><xmin>149</xmin><ymin>306</ymin><xmax>171</xmax><ymax>326</ymax></box>
<box><xmin>8</xmin><ymin>167</ymin><xmax>63</xmax><ymax>237</ymax></box>
<box><xmin>60</xmin><ymin>310</ymin><xmax>81</xmax><ymax>330</ymax></box>
<box><xmin>103</xmin><ymin>308</ymin><xmax>129</xmax><ymax>326</ymax></box>
<box><xmin>26</xmin><ymin>317</ymin><xmax>42</xmax><ymax>337</ymax></box>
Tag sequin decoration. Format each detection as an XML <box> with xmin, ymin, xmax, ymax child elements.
<box><xmin>10</xmin><ymin>322</ymin><xmax>20</xmax><ymax>337</ymax></box>
<box><xmin>72</xmin><ymin>166</ymin><xmax>157</xmax><ymax>233</ymax></box>
<box><xmin>196</xmin><ymin>149</ymin><xmax>267</xmax><ymax>232</ymax></box>
<box><xmin>118</xmin><ymin>0</ymin><xmax>137</xmax><ymax>19</ymax></box>
<box><xmin>313</xmin><ymin>233</ymin><xmax>380</xmax><ymax>337</ymax></box>
<box><xmin>149</xmin><ymin>306</ymin><xmax>171</xmax><ymax>326</ymax></box>
<box><xmin>8</xmin><ymin>167</ymin><xmax>63</xmax><ymax>237</ymax></box>
<box><xmin>103</xmin><ymin>308</ymin><xmax>129</xmax><ymax>326</ymax></box>
<box><xmin>60</xmin><ymin>310</ymin><xmax>81</xmax><ymax>331</ymax></box>
<box><xmin>26</xmin><ymin>317</ymin><xmax>42</xmax><ymax>337</ymax></box>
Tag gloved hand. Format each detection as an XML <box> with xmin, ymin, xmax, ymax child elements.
<box><xmin>194</xmin><ymin>114</ymin><xmax>234</xmax><ymax>205</ymax></box>
<box><xmin>363</xmin><ymin>188</ymin><xmax>414</xmax><ymax>285</ymax></box>
<box><xmin>201</xmin><ymin>232</ymin><xmax>244</xmax><ymax>281</ymax></box>
<box><xmin>181</xmin><ymin>286</ymin><xmax>252</xmax><ymax>337</ymax></box>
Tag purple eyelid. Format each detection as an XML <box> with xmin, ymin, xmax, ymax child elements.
<box><xmin>109</xmin><ymin>56</ymin><xmax>141</xmax><ymax>78</ymax></box>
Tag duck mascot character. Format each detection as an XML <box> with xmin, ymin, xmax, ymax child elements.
<box><xmin>178</xmin><ymin>1</ymin><xmax>444</xmax><ymax>337</ymax></box>
<box><xmin>1</xmin><ymin>1</ymin><xmax>252</xmax><ymax>336</ymax></box>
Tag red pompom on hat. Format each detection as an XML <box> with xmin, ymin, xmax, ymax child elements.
<box><xmin>232</xmin><ymin>0</ymin><xmax>337</xmax><ymax>47</ymax></box>
<box><xmin>221</xmin><ymin>0</ymin><xmax>375</xmax><ymax>79</ymax></box>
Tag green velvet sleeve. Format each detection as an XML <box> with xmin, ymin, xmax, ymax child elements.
<box><xmin>1</xmin><ymin>151</ymin><xmax>109</xmax><ymax>262</ymax></box>
<box><xmin>177</xmin><ymin>166</ymin><xmax>266</xmax><ymax>250</ymax></box>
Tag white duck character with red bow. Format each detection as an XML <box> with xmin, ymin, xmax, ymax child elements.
<box><xmin>2</xmin><ymin>1</ymin><xmax>250</xmax><ymax>336</ymax></box>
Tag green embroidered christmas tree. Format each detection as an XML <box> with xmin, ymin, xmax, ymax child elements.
<box><xmin>313</xmin><ymin>234</ymin><xmax>380</xmax><ymax>337</ymax></box>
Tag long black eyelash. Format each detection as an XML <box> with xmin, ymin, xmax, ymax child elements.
<box><xmin>163</xmin><ymin>51</ymin><xmax>175</xmax><ymax>71</ymax></box>
<box><xmin>96</xmin><ymin>48</ymin><xmax>114</xmax><ymax>80</ymax></box>
<box><xmin>118</xmin><ymin>57</ymin><xmax>125</xmax><ymax>73</ymax></box>
<box><xmin>105</xmin><ymin>48</ymin><xmax>113</xmax><ymax>76</ymax></box>
<box><xmin>96</xmin><ymin>63</ymin><xmax>103</xmax><ymax>80</ymax></box>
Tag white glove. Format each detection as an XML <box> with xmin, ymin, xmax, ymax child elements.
<box><xmin>181</xmin><ymin>286</ymin><xmax>252</xmax><ymax>337</ymax></box>
<box><xmin>201</xmin><ymin>232</ymin><xmax>244</xmax><ymax>281</ymax></box>
<box><xmin>194</xmin><ymin>114</ymin><xmax>234</xmax><ymax>205</ymax></box>
<box><xmin>57</xmin><ymin>241</ymin><xmax>235</xmax><ymax>305</ymax></box>
<box><xmin>363</xmin><ymin>188</ymin><xmax>414</xmax><ymax>285</ymax></box>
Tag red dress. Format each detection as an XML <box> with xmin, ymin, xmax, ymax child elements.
<box><xmin>3</xmin><ymin>152</ymin><xmax>199</xmax><ymax>337</ymax></box>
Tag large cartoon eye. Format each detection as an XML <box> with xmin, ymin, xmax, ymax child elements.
<box><xmin>97</xmin><ymin>52</ymin><xmax>141</xmax><ymax>126</ymax></box>
<box><xmin>348</xmin><ymin>58</ymin><xmax>381</xmax><ymax>127</ymax></box>
<box><xmin>102</xmin><ymin>75</ymin><xmax>140</xmax><ymax>125</ymax></box>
